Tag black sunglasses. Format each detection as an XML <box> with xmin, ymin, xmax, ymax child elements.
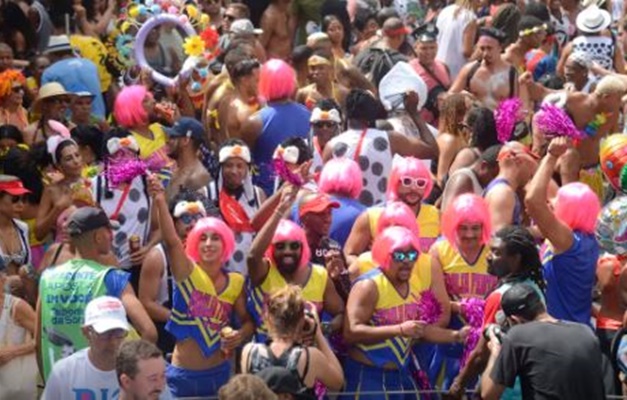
<box><xmin>224</xmin><ymin>14</ymin><xmax>237</xmax><ymax>21</ymax></box>
<box><xmin>313</xmin><ymin>121</ymin><xmax>337</xmax><ymax>129</ymax></box>
<box><xmin>3</xmin><ymin>193</ymin><xmax>27</xmax><ymax>203</ymax></box>
<box><xmin>275</xmin><ymin>241</ymin><xmax>302</xmax><ymax>251</ymax></box>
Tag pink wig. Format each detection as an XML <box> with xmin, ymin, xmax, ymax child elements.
<box><xmin>113</xmin><ymin>85</ymin><xmax>149</xmax><ymax>128</ymax></box>
<box><xmin>318</xmin><ymin>157</ymin><xmax>363</xmax><ymax>199</ymax></box>
<box><xmin>185</xmin><ymin>217</ymin><xmax>236</xmax><ymax>264</ymax></box>
<box><xmin>386</xmin><ymin>155</ymin><xmax>434</xmax><ymax>202</ymax></box>
<box><xmin>376</xmin><ymin>201</ymin><xmax>420</xmax><ymax>236</ymax></box>
<box><xmin>265</xmin><ymin>219</ymin><xmax>311</xmax><ymax>269</ymax></box>
<box><xmin>554</xmin><ymin>182</ymin><xmax>601</xmax><ymax>234</ymax></box>
<box><xmin>441</xmin><ymin>194</ymin><xmax>491</xmax><ymax>246</ymax></box>
<box><xmin>258</xmin><ymin>59</ymin><xmax>296</xmax><ymax>102</ymax></box>
<box><xmin>372</xmin><ymin>226</ymin><xmax>421</xmax><ymax>271</ymax></box>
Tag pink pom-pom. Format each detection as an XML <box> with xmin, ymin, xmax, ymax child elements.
<box><xmin>313</xmin><ymin>380</ymin><xmax>327</xmax><ymax>399</ymax></box>
<box><xmin>272</xmin><ymin>158</ymin><xmax>304</xmax><ymax>187</ymax></box>
<box><xmin>417</xmin><ymin>290</ymin><xmax>443</xmax><ymax>324</ymax></box>
<box><xmin>534</xmin><ymin>104</ymin><xmax>585</xmax><ymax>140</ymax></box>
<box><xmin>459</xmin><ymin>297</ymin><xmax>485</xmax><ymax>368</ymax></box>
<box><xmin>107</xmin><ymin>158</ymin><xmax>148</xmax><ymax>188</ymax></box>
<box><xmin>494</xmin><ymin>98</ymin><xmax>523</xmax><ymax>143</ymax></box>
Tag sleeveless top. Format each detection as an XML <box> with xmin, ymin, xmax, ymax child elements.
<box><xmin>0</xmin><ymin>294</ymin><xmax>26</xmax><ymax>347</ymax></box>
<box><xmin>436</xmin><ymin>5</ymin><xmax>476</xmax><ymax>77</ymax></box>
<box><xmin>483</xmin><ymin>177</ymin><xmax>522</xmax><ymax>225</ymax></box>
<box><xmin>432</xmin><ymin>240</ymin><xmax>496</xmax><ymax>298</ymax></box>
<box><xmin>253</xmin><ymin>102</ymin><xmax>311</xmax><ymax>195</ymax></box>
<box><xmin>167</xmin><ymin>264</ymin><xmax>245</xmax><ymax>358</ymax></box>
<box><xmin>132</xmin><ymin>123</ymin><xmax>173</xmax><ymax>186</ymax></box>
<box><xmin>248</xmin><ymin>262</ymin><xmax>328</xmax><ymax>343</ymax></box>
<box><xmin>355</xmin><ymin>251</ymin><xmax>433</xmax><ymax>288</ymax></box>
<box><xmin>441</xmin><ymin>168</ymin><xmax>483</xmax><ymax>212</ymax></box>
<box><xmin>541</xmin><ymin>231</ymin><xmax>599</xmax><ymax>324</ymax></box>
<box><xmin>0</xmin><ymin>220</ymin><xmax>31</xmax><ymax>268</ymax></box>
<box><xmin>367</xmin><ymin>203</ymin><xmax>440</xmax><ymax>252</ymax></box>
<box><xmin>572</xmin><ymin>35</ymin><xmax>615</xmax><ymax>71</ymax></box>
<box><xmin>247</xmin><ymin>342</ymin><xmax>309</xmax><ymax>381</ymax></box>
<box><xmin>354</xmin><ymin>268</ymin><xmax>431</xmax><ymax>368</ymax></box>
<box><xmin>328</xmin><ymin>128</ymin><xmax>393</xmax><ymax>207</ymax></box>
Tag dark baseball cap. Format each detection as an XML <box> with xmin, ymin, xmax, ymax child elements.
<box><xmin>164</xmin><ymin>117</ymin><xmax>205</xmax><ymax>141</ymax></box>
<box><xmin>255</xmin><ymin>367</ymin><xmax>314</xmax><ymax>399</ymax></box>
<box><xmin>501</xmin><ymin>284</ymin><xmax>543</xmax><ymax>317</ymax></box>
<box><xmin>67</xmin><ymin>207</ymin><xmax>119</xmax><ymax>237</ymax></box>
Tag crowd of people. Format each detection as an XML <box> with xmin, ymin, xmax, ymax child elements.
<box><xmin>3</xmin><ymin>0</ymin><xmax>627</xmax><ymax>399</ymax></box>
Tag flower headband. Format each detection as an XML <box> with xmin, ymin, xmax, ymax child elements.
<box><xmin>46</xmin><ymin>120</ymin><xmax>76</xmax><ymax>165</ymax></box>
<box><xmin>219</xmin><ymin>144</ymin><xmax>251</xmax><ymax>164</ymax></box>
<box><xmin>107</xmin><ymin>136</ymin><xmax>139</xmax><ymax>155</ymax></box>
<box><xmin>173</xmin><ymin>201</ymin><xmax>207</xmax><ymax>218</ymax></box>
<box><xmin>310</xmin><ymin>107</ymin><xmax>341</xmax><ymax>124</ymax></box>
<box><xmin>273</xmin><ymin>145</ymin><xmax>300</xmax><ymax>164</ymax></box>
<box><xmin>519</xmin><ymin>24</ymin><xmax>547</xmax><ymax>37</ymax></box>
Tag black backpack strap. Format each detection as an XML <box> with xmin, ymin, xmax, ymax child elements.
<box><xmin>96</xmin><ymin>175</ymin><xmax>103</xmax><ymax>204</ymax></box>
<box><xmin>466</xmin><ymin>61</ymin><xmax>481</xmax><ymax>91</ymax></box>
<box><xmin>509</xmin><ymin>66</ymin><xmax>517</xmax><ymax>98</ymax></box>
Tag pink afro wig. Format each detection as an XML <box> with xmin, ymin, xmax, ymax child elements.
<box><xmin>265</xmin><ymin>219</ymin><xmax>311</xmax><ymax>269</ymax></box>
<box><xmin>185</xmin><ymin>217</ymin><xmax>236</xmax><ymax>264</ymax></box>
<box><xmin>386</xmin><ymin>155</ymin><xmax>434</xmax><ymax>202</ymax></box>
<box><xmin>319</xmin><ymin>157</ymin><xmax>363</xmax><ymax>199</ymax></box>
<box><xmin>258</xmin><ymin>59</ymin><xmax>297</xmax><ymax>102</ymax></box>
<box><xmin>372</xmin><ymin>226</ymin><xmax>421</xmax><ymax>271</ymax></box>
<box><xmin>376</xmin><ymin>201</ymin><xmax>420</xmax><ymax>236</ymax></box>
<box><xmin>554</xmin><ymin>182</ymin><xmax>600</xmax><ymax>234</ymax></box>
<box><xmin>442</xmin><ymin>194</ymin><xmax>491</xmax><ymax>246</ymax></box>
<box><xmin>113</xmin><ymin>85</ymin><xmax>149</xmax><ymax>128</ymax></box>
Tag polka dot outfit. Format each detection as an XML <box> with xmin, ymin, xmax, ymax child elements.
<box><xmin>572</xmin><ymin>36</ymin><xmax>615</xmax><ymax>71</ymax></box>
<box><xmin>328</xmin><ymin>129</ymin><xmax>393</xmax><ymax>207</ymax></box>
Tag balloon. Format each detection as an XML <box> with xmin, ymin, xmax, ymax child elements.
<box><xmin>596</xmin><ymin>195</ymin><xmax>627</xmax><ymax>256</ymax></box>
<box><xmin>600</xmin><ymin>134</ymin><xmax>627</xmax><ymax>193</ymax></box>
<box><xmin>134</xmin><ymin>13</ymin><xmax>197</xmax><ymax>87</ymax></box>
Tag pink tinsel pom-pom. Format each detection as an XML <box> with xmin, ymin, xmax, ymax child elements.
<box><xmin>107</xmin><ymin>158</ymin><xmax>148</xmax><ymax>188</ymax></box>
<box><xmin>417</xmin><ymin>290</ymin><xmax>443</xmax><ymax>324</ymax></box>
<box><xmin>534</xmin><ymin>104</ymin><xmax>585</xmax><ymax>140</ymax></box>
<box><xmin>494</xmin><ymin>98</ymin><xmax>523</xmax><ymax>143</ymax></box>
<box><xmin>459</xmin><ymin>297</ymin><xmax>485</xmax><ymax>368</ymax></box>
<box><xmin>272</xmin><ymin>158</ymin><xmax>304</xmax><ymax>187</ymax></box>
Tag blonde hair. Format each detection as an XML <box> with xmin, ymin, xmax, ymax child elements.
<box><xmin>218</xmin><ymin>375</ymin><xmax>278</xmax><ymax>400</ymax></box>
<box><xmin>595</xmin><ymin>75</ymin><xmax>626</xmax><ymax>96</ymax></box>
<box><xmin>265</xmin><ymin>285</ymin><xmax>305</xmax><ymax>337</ymax></box>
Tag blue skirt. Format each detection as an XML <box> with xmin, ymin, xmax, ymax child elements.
<box><xmin>166</xmin><ymin>361</ymin><xmax>231</xmax><ymax>398</ymax></box>
<box><xmin>341</xmin><ymin>357</ymin><xmax>420</xmax><ymax>400</ymax></box>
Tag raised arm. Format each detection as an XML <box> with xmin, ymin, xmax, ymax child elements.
<box><xmin>247</xmin><ymin>184</ymin><xmax>298</xmax><ymax>286</ymax></box>
<box><xmin>392</xmin><ymin>91</ymin><xmax>439</xmax><ymax>160</ymax></box>
<box><xmin>147</xmin><ymin>174</ymin><xmax>194</xmax><ymax>282</ymax></box>
<box><xmin>343</xmin><ymin>211</ymin><xmax>372</xmax><ymax>266</ymax></box>
<box><xmin>525</xmin><ymin>137</ymin><xmax>574</xmax><ymax>254</ymax></box>
<box><xmin>138</xmin><ymin>247</ymin><xmax>170</xmax><ymax>323</ymax></box>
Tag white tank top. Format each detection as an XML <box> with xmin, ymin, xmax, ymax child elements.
<box><xmin>154</xmin><ymin>244</ymin><xmax>171</xmax><ymax>306</ymax></box>
<box><xmin>436</xmin><ymin>5</ymin><xmax>476</xmax><ymax>77</ymax></box>
<box><xmin>0</xmin><ymin>294</ymin><xmax>27</xmax><ymax>346</ymax></box>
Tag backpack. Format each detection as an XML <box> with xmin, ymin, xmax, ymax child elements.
<box><xmin>354</xmin><ymin>46</ymin><xmax>408</xmax><ymax>88</ymax></box>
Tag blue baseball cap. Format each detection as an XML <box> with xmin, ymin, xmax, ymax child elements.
<box><xmin>164</xmin><ymin>117</ymin><xmax>205</xmax><ymax>141</ymax></box>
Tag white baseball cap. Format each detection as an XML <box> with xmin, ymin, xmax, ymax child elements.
<box><xmin>83</xmin><ymin>296</ymin><xmax>130</xmax><ymax>334</ymax></box>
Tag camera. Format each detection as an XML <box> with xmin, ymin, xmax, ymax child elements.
<box><xmin>483</xmin><ymin>324</ymin><xmax>505</xmax><ymax>344</ymax></box>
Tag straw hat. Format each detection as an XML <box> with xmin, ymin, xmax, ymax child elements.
<box><xmin>576</xmin><ymin>5</ymin><xmax>611</xmax><ymax>34</ymax></box>
<box><xmin>33</xmin><ymin>82</ymin><xmax>71</xmax><ymax>114</ymax></box>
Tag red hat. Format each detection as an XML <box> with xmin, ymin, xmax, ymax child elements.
<box><xmin>299</xmin><ymin>194</ymin><xmax>340</xmax><ymax>218</ymax></box>
<box><xmin>0</xmin><ymin>177</ymin><xmax>31</xmax><ymax>196</ymax></box>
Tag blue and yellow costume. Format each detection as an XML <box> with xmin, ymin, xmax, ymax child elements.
<box><xmin>166</xmin><ymin>264</ymin><xmax>244</xmax><ymax>398</ymax></box>
<box><xmin>428</xmin><ymin>240</ymin><xmax>496</xmax><ymax>390</ymax></box>
<box><xmin>343</xmin><ymin>267</ymin><xmax>431</xmax><ymax>399</ymax></box>
<box><xmin>367</xmin><ymin>204</ymin><xmax>440</xmax><ymax>252</ymax></box>
<box><xmin>248</xmin><ymin>260</ymin><xmax>328</xmax><ymax>343</ymax></box>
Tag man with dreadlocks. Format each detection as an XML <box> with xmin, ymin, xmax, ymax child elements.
<box><xmin>447</xmin><ymin>225</ymin><xmax>545</xmax><ymax>399</ymax></box>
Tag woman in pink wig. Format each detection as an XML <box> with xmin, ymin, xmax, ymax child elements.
<box><xmin>147</xmin><ymin>173</ymin><xmax>254</xmax><ymax>399</ymax></box>
<box><xmin>344</xmin><ymin>154</ymin><xmax>440</xmax><ymax>265</ymax></box>
<box><xmin>525</xmin><ymin>137</ymin><xmax>600</xmax><ymax>324</ymax></box>
<box><xmin>241</xmin><ymin>59</ymin><xmax>311</xmax><ymax>195</ymax></box>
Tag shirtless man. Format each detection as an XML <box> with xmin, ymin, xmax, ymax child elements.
<box><xmin>259</xmin><ymin>0</ymin><xmax>294</xmax><ymax>60</ymax></box>
<box><xmin>165</xmin><ymin>117</ymin><xmax>212</xmax><ymax>202</ymax></box>
<box><xmin>296</xmin><ymin>52</ymin><xmax>349</xmax><ymax>110</ymax></box>
<box><xmin>450</xmin><ymin>28</ymin><xmax>518</xmax><ymax>110</ymax></box>
<box><xmin>526</xmin><ymin>74</ymin><xmax>625</xmax><ymax>199</ymax></box>
<box><xmin>223</xmin><ymin>54</ymin><xmax>262</xmax><ymax>139</ymax></box>
<box><xmin>503</xmin><ymin>16</ymin><xmax>547</xmax><ymax>73</ymax></box>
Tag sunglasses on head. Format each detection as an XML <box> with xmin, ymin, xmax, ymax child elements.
<box><xmin>392</xmin><ymin>249</ymin><xmax>419</xmax><ymax>262</ymax></box>
<box><xmin>178</xmin><ymin>213</ymin><xmax>204</xmax><ymax>225</ymax></box>
<box><xmin>275</xmin><ymin>241</ymin><xmax>302</xmax><ymax>251</ymax></box>
<box><xmin>313</xmin><ymin>121</ymin><xmax>337</xmax><ymax>129</ymax></box>
<box><xmin>400</xmin><ymin>176</ymin><xmax>428</xmax><ymax>189</ymax></box>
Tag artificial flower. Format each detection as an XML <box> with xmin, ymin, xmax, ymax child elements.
<box><xmin>200</xmin><ymin>13</ymin><xmax>210</xmax><ymax>26</ymax></box>
<box><xmin>200</xmin><ymin>27</ymin><xmax>219</xmax><ymax>50</ymax></box>
<box><xmin>183</xmin><ymin>35</ymin><xmax>205</xmax><ymax>57</ymax></box>
<box><xmin>186</xmin><ymin>4</ymin><xmax>198</xmax><ymax>19</ymax></box>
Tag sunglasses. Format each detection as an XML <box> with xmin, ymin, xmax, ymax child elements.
<box><xmin>400</xmin><ymin>176</ymin><xmax>429</xmax><ymax>189</ymax></box>
<box><xmin>178</xmin><ymin>213</ymin><xmax>204</xmax><ymax>225</ymax></box>
<box><xmin>11</xmin><ymin>86</ymin><xmax>23</xmax><ymax>93</ymax></box>
<box><xmin>392</xmin><ymin>250</ymin><xmax>419</xmax><ymax>262</ymax></box>
<box><xmin>313</xmin><ymin>121</ymin><xmax>337</xmax><ymax>129</ymax></box>
<box><xmin>91</xmin><ymin>328</ymin><xmax>128</xmax><ymax>340</ymax></box>
<box><xmin>3</xmin><ymin>193</ymin><xmax>27</xmax><ymax>203</ymax></box>
<box><xmin>275</xmin><ymin>241</ymin><xmax>302</xmax><ymax>251</ymax></box>
<box><xmin>224</xmin><ymin>14</ymin><xmax>237</xmax><ymax>21</ymax></box>
<box><xmin>48</xmin><ymin>97</ymin><xmax>71</xmax><ymax>105</ymax></box>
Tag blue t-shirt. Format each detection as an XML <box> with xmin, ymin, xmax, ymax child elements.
<box><xmin>252</xmin><ymin>102</ymin><xmax>311</xmax><ymax>195</ymax></box>
<box><xmin>541</xmin><ymin>231</ymin><xmax>598</xmax><ymax>324</ymax></box>
<box><xmin>328</xmin><ymin>196</ymin><xmax>366</xmax><ymax>247</ymax></box>
<box><xmin>42</xmin><ymin>58</ymin><xmax>105</xmax><ymax>119</ymax></box>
